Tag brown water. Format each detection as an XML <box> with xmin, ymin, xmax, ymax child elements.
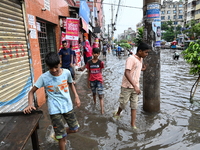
<box><xmin>24</xmin><ymin>49</ymin><xmax>200</xmax><ymax>150</ymax></box>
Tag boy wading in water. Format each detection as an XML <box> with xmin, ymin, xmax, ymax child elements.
<box><xmin>114</xmin><ymin>42</ymin><xmax>150</xmax><ymax>129</ymax></box>
<box><xmin>87</xmin><ymin>48</ymin><xmax>105</xmax><ymax>114</ymax></box>
<box><xmin>23</xmin><ymin>52</ymin><xmax>81</xmax><ymax>150</ymax></box>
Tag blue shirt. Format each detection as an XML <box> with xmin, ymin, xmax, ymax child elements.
<box><xmin>117</xmin><ymin>46</ymin><xmax>121</xmax><ymax>52</ymax></box>
<box><xmin>34</xmin><ymin>69</ymin><xmax>73</xmax><ymax>115</ymax></box>
<box><xmin>59</xmin><ymin>48</ymin><xmax>73</xmax><ymax>68</ymax></box>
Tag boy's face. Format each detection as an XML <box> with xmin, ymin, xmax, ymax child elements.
<box><xmin>93</xmin><ymin>52</ymin><xmax>100</xmax><ymax>58</ymax></box>
<box><xmin>138</xmin><ymin>49</ymin><xmax>149</xmax><ymax>58</ymax></box>
<box><xmin>48</xmin><ymin>64</ymin><xmax>61</xmax><ymax>76</ymax></box>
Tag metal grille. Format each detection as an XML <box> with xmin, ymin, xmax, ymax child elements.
<box><xmin>37</xmin><ymin>20</ymin><xmax>56</xmax><ymax>72</ymax></box>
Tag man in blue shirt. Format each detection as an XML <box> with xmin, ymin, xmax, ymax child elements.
<box><xmin>59</xmin><ymin>41</ymin><xmax>75</xmax><ymax>79</ymax></box>
<box><xmin>117</xmin><ymin>45</ymin><xmax>122</xmax><ymax>56</ymax></box>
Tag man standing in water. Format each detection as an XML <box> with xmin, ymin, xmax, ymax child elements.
<box><xmin>114</xmin><ymin>42</ymin><xmax>150</xmax><ymax>129</ymax></box>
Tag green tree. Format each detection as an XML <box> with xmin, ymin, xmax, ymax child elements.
<box><xmin>133</xmin><ymin>27</ymin><xmax>143</xmax><ymax>46</ymax></box>
<box><xmin>119</xmin><ymin>43</ymin><xmax>131</xmax><ymax>49</ymax></box>
<box><xmin>161</xmin><ymin>22</ymin><xmax>169</xmax><ymax>31</ymax></box>
<box><xmin>183</xmin><ymin>19</ymin><xmax>199</xmax><ymax>40</ymax></box>
<box><xmin>162</xmin><ymin>30</ymin><xmax>175</xmax><ymax>42</ymax></box>
<box><xmin>161</xmin><ymin>21</ymin><xmax>176</xmax><ymax>41</ymax></box>
<box><xmin>181</xmin><ymin>40</ymin><xmax>200</xmax><ymax>102</ymax></box>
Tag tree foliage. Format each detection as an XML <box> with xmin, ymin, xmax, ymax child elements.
<box><xmin>119</xmin><ymin>43</ymin><xmax>131</xmax><ymax>49</ymax></box>
<box><xmin>161</xmin><ymin>21</ymin><xmax>181</xmax><ymax>42</ymax></box>
<box><xmin>182</xmin><ymin>41</ymin><xmax>200</xmax><ymax>75</ymax></box>
<box><xmin>133</xmin><ymin>27</ymin><xmax>143</xmax><ymax>46</ymax></box>
<box><xmin>182</xmin><ymin>40</ymin><xmax>200</xmax><ymax>101</ymax></box>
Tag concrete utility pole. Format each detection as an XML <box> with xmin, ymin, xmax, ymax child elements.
<box><xmin>108</xmin><ymin>24</ymin><xmax>110</xmax><ymax>43</ymax></box>
<box><xmin>143</xmin><ymin>0</ymin><xmax>161</xmax><ymax>112</ymax></box>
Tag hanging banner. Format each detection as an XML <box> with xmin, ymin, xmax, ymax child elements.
<box><xmin>81</xmin><ymin>18</ymin><xmax>88</xmax><ymax>33</ymax></box>
<box><xmin>66</xmin><ymin>18</ymin><xmax>79</xmax><ymax>41</ymax></box>
<box><xmin>79</xmin><ymin>0</ymin><xmax>90</xmax><ymax>23</ymax></box>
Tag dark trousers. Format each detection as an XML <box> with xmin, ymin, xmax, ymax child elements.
<box><xmin>66</xmin><ymin>66</ymin><xmax>75</xmax><ymax>79</ymax></box>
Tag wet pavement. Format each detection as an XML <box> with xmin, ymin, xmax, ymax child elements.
<box><xmin>24</xmin><ymin>48</ymin><xmax>200</xmax><ymax>150</ymax></box>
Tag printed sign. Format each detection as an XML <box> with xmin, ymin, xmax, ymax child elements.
<box><xmin>152</xmin><ymin>21</ymin><xmax>161</xmax><ymax>47</ymax></box>
<box><xmin>147</xmin><ymin>3</ymin><xmax>160</xmax><ymax>19</ymax></box>
<box><xmin>66</xmin><ymin>18</ymin><xmax>79</xmax><ymax>41</ymax></box>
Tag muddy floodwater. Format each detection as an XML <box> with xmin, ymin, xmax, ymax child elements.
<box><xmin>24</xmin><ymin>49</ymin><xmax>200</xmax><ymax>150</ymax></box>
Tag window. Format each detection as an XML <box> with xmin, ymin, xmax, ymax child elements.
<box><xmin>161</xmin><ymin>11</ymin><xmax>165</xmax><ymax>14</ymax></box>
<box><xmin>174</xmin><ymin>21</ymin><xmax>178</xmax><ymax>25</ymax></box>
<box><xmin>173</xmin><ymin>5</ymin><xmax>176</xmax><ymax>8</ymax></box>
<box><xmin>167</xmin><ymin>10</ymin><xmax>170</xmax><ymax>14</ymax></box>
<box><xmin>168</xmin><ymin>16</ymin><xmax>170</xmax><ymax>20</ymax></box>
<box><xmin>179</xmin><ymin>15</ymin><xmax>183</xmax><ymax>19</ymax></box>
<box><xmin>161</xmin><ymin>16</ymin><xmax>165</xmax><ymax>20</ymax></box>
<box><xmin>173</xmin><ymin>10</ymin><xmax>177</xmax><ymax>14</ymax></box>
<box><xmin>179</xmin><ymin>4</ymin><xmax>183</xmax><ymax>7</ymax></box>
<box><xmin>37</xmin><ymin>20</ymin><xmax>56</xmax><ymax>73</ymax></box>
<box><xmin>179</xmin><ymin>10</ymin><xmax>183</xmax><ymax>14</ymax></box>
<box><xmin>168</xmin><ymin>5</ymin><xmax>172</xmax><ymax>8</ymax></box>
<box><xmin>174</xmin><ymin>15</ymin><xmax>176</xmax><ymax>19</ymax></box>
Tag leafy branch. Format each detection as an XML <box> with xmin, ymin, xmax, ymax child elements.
<box><xmin>182</xmin><ymin>40</ymin><xmax>200</xmax><ymax>102</ymax></box>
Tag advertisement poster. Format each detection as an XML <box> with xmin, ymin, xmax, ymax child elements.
<box><xmin>66</xmin><ymin>18</ymin><xmax>79</xmax><ymax>41</ymax></box>
<box><xmin>71</xmin><ymin>40</ymin><xmax>81</xmax><ymax>67</ymax></box>
<box><xmin>147</xmin><ymin>3</ymin><xmax>160</xmax><ymax>19</ymax></box>
<box><xmin>152</xmin><ymin>21</ymin><xmax>161</xmax><ymax>47</ymax></box>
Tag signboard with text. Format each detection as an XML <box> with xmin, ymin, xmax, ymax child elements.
<box><xmin>66</xmin><ymin>18</ymin><xmax>79</xmax><ymax>41</ymax></box>
<box><xmin>147</xmin><ymin>3</ymin><xmax>160</xmax><ymax>19</ymax></box>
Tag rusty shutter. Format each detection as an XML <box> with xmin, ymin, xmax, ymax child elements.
<box><xmin>0</xmin><ymin>0</ymin><xmax>32</xmax><ymax>113</ymax></box>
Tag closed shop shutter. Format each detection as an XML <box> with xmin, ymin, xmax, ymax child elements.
<box><xmin>0</xmin><ymin>0</ymin><xmax>32</xmax><ymax>113</ymax></box>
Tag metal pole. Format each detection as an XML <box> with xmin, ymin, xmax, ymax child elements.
<box><xmin>143</xmin><ymin>0</ymin><xmax>161</xmax><ymax>112</ymax></box>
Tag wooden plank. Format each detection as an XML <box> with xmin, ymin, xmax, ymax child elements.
<box><xmin>0</xmin><ymin>110</ymin><xmax>43</xmax><ymax>150</ymax></box>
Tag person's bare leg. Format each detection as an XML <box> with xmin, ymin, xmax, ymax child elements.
<box><xmin>99</xmin><ymin>95</ymin><xmax>104</xmax><ymax>114</ymax></box>
<box><xmin>116</xmin><ymin>107</ymin><xmax>122</xmax><ymax>116</ymax></box>
<box><xmin>131</xmin><ymin>109</ymin><xmax>137</xmax><ymax>127</ymax></box>
<box><xmin>66</xmin><ymin>128</ymin><xmax>78</xmax><ymax>134</ymax></box>
<box><xmin>93</xmin><ymin>93</ymin><xmax>97</xmax><ymax>104</ymax></box>
<box><xmin>59</xmin><ymin>138</ymin><xmax>66</xmax><ymax>150</ymax></box>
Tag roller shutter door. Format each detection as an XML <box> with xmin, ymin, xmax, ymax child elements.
<box><xmin>0</xmin><ymin>0</ymin><xmax>32</xmax><ymax>113</ymax></box>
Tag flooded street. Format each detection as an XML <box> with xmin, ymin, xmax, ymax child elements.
<box><xmin>25</xmin><ymin>49</ymin><xmax>200</xmax><ymax>150</ymax></box>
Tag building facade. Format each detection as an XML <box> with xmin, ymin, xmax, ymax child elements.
<box><xmin>161</xmin><ymin>0</ymin><xmax>185</xmax><ymax>26</ymax></box>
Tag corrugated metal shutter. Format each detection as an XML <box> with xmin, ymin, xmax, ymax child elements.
<box><xmin>0</xmin><ymin>0</ymin><xmax>32</xmax><ymax>113</ymax></box>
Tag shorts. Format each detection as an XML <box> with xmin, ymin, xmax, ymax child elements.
<box><xmin>90</xmin><ymin>80</ymin><xmax>104</xmax><ymax>95</ymax></box>
<box><xmin>50</xmin><ymin>110</ymin><xmax>79</xmax><ymax>139</ymax></box>
<box><xmin>103</xmin><ymin>52</ymin><xmax>106</xmax><ymax>56</ymax></box>
<box><xmin>118</xmin><ymin>87</ymin><xmax>138</xmax><ymax>110</ymax></box>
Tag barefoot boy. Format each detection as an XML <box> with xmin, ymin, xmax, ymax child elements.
<box><xmin>87</xmin><ymin>48</ymin><xmax>105</xmax><ymax>114</ymax></box>
<box><xmin>23</xmin><ymin>52</ymin><xmax>80</xmax><ymax>150</ymax></box>
<box><xmin>114</xmin><ymin>42</ymin><xmax>150</xmax><ymax>129</ymax></box>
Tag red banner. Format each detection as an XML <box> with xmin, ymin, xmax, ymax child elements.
<box><xmin>66</xmin><ymin>18</ymin><xmax>79</xmax><ymax>41</ymax></box>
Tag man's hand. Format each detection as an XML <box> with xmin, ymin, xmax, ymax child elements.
<box><xmin>70</xmin><ymin>63</ymin><xmax>73</xmax><ymax>67</ymax></box>
<box><xmin>23</xmin><ymin>106</ymin><xmax>36</xmax><ymax>114</ymax></box>
<box><xmin>134</xmin><ymin>86</ymin><xmax>141</xmax><ymax>95</ymax></box>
